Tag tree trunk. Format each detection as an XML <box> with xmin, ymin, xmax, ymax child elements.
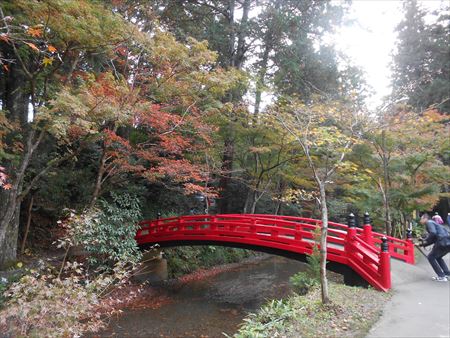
<box><xmin>0</xmin><ymin>128</ymin><xmax>43</xmax><ymax>266</ymax></box>
<box><xmin>20</xmin><ymin>195</ymin><xmax>34</xmax><ymax>254</ymax></box>
<box><xmin>227</xmin><ymin>0</ymin><xmax>236</xmax><ymax>67</ymax></box>
<box><xmin>89</xmin><ymin>144</ymin><xmax>108</xmax><ymax>208</ymax></box>
<box><xmin>380</xmin><ymin>183</ymin><xmax>392</xmax><ymax>235</ymax></box>
<box><xmin>0</xmin><ymin>56</ymin><xmax>34</xmax><ymax>266</ymax></box>
<box><xmin>243</xmin><ymin>189</ymin><xmax>252</xmax><ymax>213</ymax></box>
<box><xmin>3</xmin><ymin>62</ymin><xmax>29</xmax><ymax>126</ymax></box>
<box><xmin>253</xmin><ymin>15</ymin><xmax>275</xmax><ymax>120</ymax></box>
<box><xmin>250</xmin><ymin>191</ymin><xmax>258</xmax><ymax>214</ymax></box>
<box><xmin>218</xmin><ymin>138</ymin><xmax>234</xmax><ymax>213</ymax></box>
<box><xmin>0</xmin><ymin>204</ymin><xmax>20</xmax><ymax>267</ymax></box>
<box><xmin>218</xmin><ymin>0</ymin><xmax>237</xmax><ymax>214</ymax></box>
<box><xmin>274</xmin><ymin>200</ymin><xmax>282</xmax><ymax>215</ymax></box>
<box><xmin>380</xmin><ymin>131</ymin><xmax>392</xmax><ymax>235</ymax></box>
<box><xmin>233</xmin><ymin>0</ymin><xmax>250</xmax><ymax>69</ymax></box>
<box><xmin>318</xmin><ymin>183</ymin><xmax>330</xmax><ymax>304</ymax></box>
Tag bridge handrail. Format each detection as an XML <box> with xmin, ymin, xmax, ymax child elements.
<box><xmin>232</xmin><ymin>214</ymin><xmax>414</xmax><ymax>265</ymax></box>
<box><xmin>136</xmin><ymin>213</ymin><xmax>409</xmax><ymax>292</ymax></box>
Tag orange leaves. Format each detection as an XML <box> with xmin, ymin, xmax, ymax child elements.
<box><xmin>153</xmin><ymin>158</ymin><xmax>204</xmax><ymax>182</ymax></box>
<box><xmin>67</xmin><ymin>125</ymin><xmax>88</xmax><ymax>140</ymax></box>
<box><xmin>160</xmin><ymin>133</ymin><xmax>191</xmax><ymax>154</ymax></box>
<box><xmin>47</xmin><ymin>45</ymin><xmax>57</xmax><ymax>53</ymax></box>
<box><xmin>104</xmin><ymin>130</ymin><xmax>131</xmax><ymax>150</ymax></box>
<box><xmin>183</xmin><ymin>183</ymin><xmax>210</xmax><ymax>196</ymax></box>
<box><xmin>27</xmin><ymin>26</ymin><xmax>43</xmax><ymax>37</ymax></box>
<box><xmin>423</xmin><ymin>108</ymin><xmax>446</xmax><ymax>123</ymax></box>
<box><xmin>24</xmin><ymin>41</ymin><xmax>39</xmax><ymax>52</ymax></box>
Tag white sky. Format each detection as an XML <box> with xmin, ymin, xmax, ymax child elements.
<box><xmin>334</xmin><ymin>0</ymin><xmax>446</xmax><ymax>110</ymax></box>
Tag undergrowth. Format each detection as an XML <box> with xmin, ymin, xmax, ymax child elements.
<box><xmin>165</xmin><ymin>246</ymin><xmax>257</xmax><ymax>278</ymax></box>
<box><xmin>232</xmin><ymin>283</ymin><xmax>389</xmax><ymax>338</ymax></box>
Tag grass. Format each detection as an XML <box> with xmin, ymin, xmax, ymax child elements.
<box><xmin>233</xmin><ymin>283</ymin><xmax>390</xmax><ymax>338</ymax></box>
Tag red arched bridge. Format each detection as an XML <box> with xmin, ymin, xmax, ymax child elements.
<box><xmin>135</xmin><ymin>213</ymin><xmax>415</xmax><ymax>292</ymax></box>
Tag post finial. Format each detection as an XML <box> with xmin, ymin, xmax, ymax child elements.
<box><xmin>348</xmin><ymin>213</ymin><xmax>356</xmax><ymax>228</ymax></box>
<box><xmin>406</xmin><ymin>228</ymin><xmax>412</xmax><ymax>239</ymax></box>
<box><xmin>364</xmin><ymin>212</ymin><xmax>371</xmax><ymax>225</ymax></box>
<box><xmin>381</xmin><ymin>237</ymin><xmax>388</xmax><ymax>252</ymax></box>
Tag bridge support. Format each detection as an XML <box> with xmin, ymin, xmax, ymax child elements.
<box><xmin>133</xmin><ymin>249</ymin><xmax>168</xmax><ymax>283</ymax></box>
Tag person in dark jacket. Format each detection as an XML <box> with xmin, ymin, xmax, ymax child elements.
<box><xmin>419</xmin><ymin>213</ymin><xmax>450</xmax><ymax>282</ymax></box>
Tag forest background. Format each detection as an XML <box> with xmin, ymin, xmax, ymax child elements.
<box><xmin>0</xmin><ymin>0</ymin><xmax>449</xmax><ymax>271</ymax></box>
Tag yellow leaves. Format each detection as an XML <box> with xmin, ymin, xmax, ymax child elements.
<box><xmin>42</xmin><ymin>57</ymin><xmax>53</xmax><ymax>67</ymax></box>
<box><xmin>336</xmin><ymin>161</ymin><xmax>359</xmax><ymax>173</ymax></box>
<box><xmin>279</xmin><ymin>188</ymin><xmax>317</xmax><ymax>203</ymax></box>
<box><xmin>249</xmin><ymin>146</ymin><xmax>272</xmax><ymax>154</ymax></box>
<box><xmin>423</xmin><ymin>108</ymin><xmax>445</xmax><ymax>123</ymax></box>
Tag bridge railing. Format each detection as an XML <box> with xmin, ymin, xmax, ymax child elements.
<box><xmin>136</xmin><ymin>213</ymin><xmax>413</xmax><ymax>292</ymax></box>
<box><xmin>236</xmin><ymin>213</ymin><xmax>415</xmax><ymax>265</ymax></box>
<box><xmin>345</xmin><ymin>230</ymin><xmax>391</xmax><ymax>291</ymax></box>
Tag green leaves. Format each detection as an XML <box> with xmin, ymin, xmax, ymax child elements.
<box><xmin>392</xmin><ymin>1</ymin><xmax>450</xmax><ymax>114</ymax></box>
<box><xmin>58</xmin><ymin>193</ymin><xmax>143</xmax><ymax>270</ymax></box>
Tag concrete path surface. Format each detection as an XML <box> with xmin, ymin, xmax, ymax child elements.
<box><xmin>367</xmin><ymin>250</ymin><xmax>450</xmax><ymax>338</ymax></box>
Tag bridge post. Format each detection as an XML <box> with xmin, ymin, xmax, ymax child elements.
<box><xmin>156</xmin><ymin>212</ymin><xmax>161</xmax><ymax>229</ymax></box>
<box><xmin>405</xmin><ymin>228</ymin><xmax>415</xmax><ymax>264</ymax></box>
<box><xmin>250</xmin><ymin>219</ymin><xmax>257</xmax><ymax>234</ymax></box>
<box><xmin>210</xmin><ymin>215</ymin><xmax>217</xmax><ymax>231</ymax></box>
<box><xmin>133</xmin><ymin>249</ymin><xmax>168</xmax><ymax>283</ymax></box>
<box><xmin>379</xmin><ymin>237</ymin><xmax>391</xmax><ymax>290</ymax></box>
<box><xmin>362</xmin><ymin>212</ymin><xmax>374</xmax><ymax>246</ymax></box>
<box><xmin>345</xmin><ymin>213</ymin><xmax>357</xmax><ymax>259</ymax></box>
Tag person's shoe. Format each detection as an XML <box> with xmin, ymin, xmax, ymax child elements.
<box><xmin>432</xmin><ymin>276</ymin><xmax>448</xmax><ymax>282</ymax></box>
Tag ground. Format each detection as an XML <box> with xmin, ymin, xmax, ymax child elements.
<box><xmin>368</xmin><ymin>252</ymin><xmax>450</xmax><ymax>337</ymax></box>
<box><xmin>234</xmin><ymin>283</ymin><xmax>388</xmax><ymax>338</ymax></box>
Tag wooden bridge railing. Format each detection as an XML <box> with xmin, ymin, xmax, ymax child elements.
<box><xmin>135</xmin><ymin>213</ymin><xmax>415</xmax><ymax>292</ymax></box>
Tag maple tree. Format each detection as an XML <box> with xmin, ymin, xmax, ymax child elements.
<box><xmin>0</xmin><ymin>0</ymin><xmax>242</xmax><ymax>265</ymax></box>
<box><xmin>0</xmin><ymin>0</ymin><xmax>136</xmax><ymax>265</ymax></box>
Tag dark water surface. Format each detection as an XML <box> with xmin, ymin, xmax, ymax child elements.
<box><xmin>99</xmin><ymin>255</ymin><xmax>307</xmax><ymax>338</ymax></box>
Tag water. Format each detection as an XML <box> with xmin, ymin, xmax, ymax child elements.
<box><xmin>99</xmin><ymin>255</ymin><xmax>307</xmax><ymax>337</ymax></box>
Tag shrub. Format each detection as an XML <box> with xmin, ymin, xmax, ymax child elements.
<box><xmin>165</xmin><ymin>246</ymin><xmax>256</xmax><ymax>277</ymax></box>
<box><xmin>58</xmin><ymin>192</ymin><xmax>143</xmax><ymax>270</ymax></box>
<box><xmin>231</xmin><ymin>298</ymin><xmax>297</xmax><ymax>338</ymax></box>
<box><xmin>290</xmin><ymin>242</ymin><xmax>321</xmax><ymax>295</ymax></box>
<box><xmin>290</xmin><ymin>271</ymin><xmax>319</xmax><ymax>296</ymax></box>
<box><xmin>0</xmin><ymin>262</ymin><xmax>134</xmax><ymax>337</ymax></box>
